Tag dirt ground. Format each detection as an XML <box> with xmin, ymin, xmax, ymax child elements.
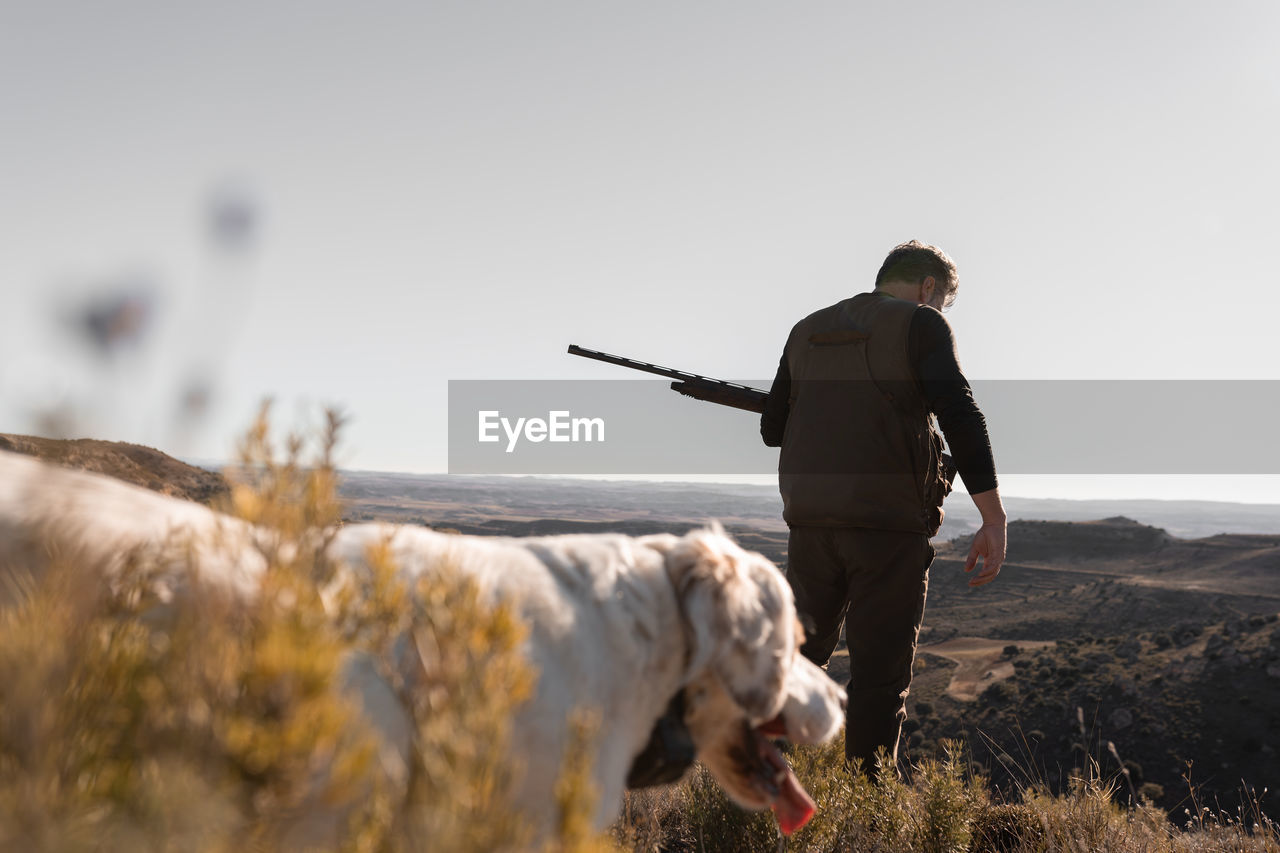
<box><xmin>918</xmin><ymin>637</ymin><xmax>1054</xmax><ymax>702</ymax></box>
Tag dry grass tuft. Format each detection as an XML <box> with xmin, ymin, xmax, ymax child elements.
<box><xmin>612</xmin><ymin>738</ymin><xmax>1280</xmax><ymax>852</ymax></box>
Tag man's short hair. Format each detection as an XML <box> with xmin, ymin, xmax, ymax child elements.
<box><xmin>874</xmin><ymin>240</ymin><xmax>958</xmax><ymax>309</ymax></box>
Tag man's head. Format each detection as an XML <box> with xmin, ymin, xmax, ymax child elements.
<box><xmin>873</xmin><ymin>240</ymin><xmax>958</xmax><ymax>311</ymax></box>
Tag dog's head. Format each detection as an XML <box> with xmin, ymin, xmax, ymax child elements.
<box><xmin>641</xmin><ymin>525</ymin><xmax>845</xmax><ymax>834</ymax></box>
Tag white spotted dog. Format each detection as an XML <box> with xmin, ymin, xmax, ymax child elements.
<box><xmin>0</xmin><ymin>449</ymin><xmax>846</xmax><ymax>838</ymax></box>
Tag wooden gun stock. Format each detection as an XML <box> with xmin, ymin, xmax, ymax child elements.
<box><xmin>670</xmin><ymin>378</ymin><xmax>767</xmax><ymax>414</ymax></box>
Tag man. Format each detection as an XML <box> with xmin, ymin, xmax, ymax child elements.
<box><xmin>760</xmin><ymin>240</ymin><xmax>1006</xmax><ymax>778</ymax></box>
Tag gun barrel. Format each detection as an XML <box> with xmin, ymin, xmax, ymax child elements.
<box><xmin>566</xmin><ymin>345</ymin><xmax>765</xmax><ymax>394</ymax></box>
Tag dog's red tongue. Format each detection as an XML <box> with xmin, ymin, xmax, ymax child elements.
<box><xmin>757</xmin><ymin>726</ymin><xmax>816</xmax><ymax>836</ymax></box>
<box><xmin>772</xmin><ymin>764</ymin><xmax>816</xmax><ymax>836</ymax></box>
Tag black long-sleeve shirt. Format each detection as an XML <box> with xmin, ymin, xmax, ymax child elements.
<box><xmin>760</xmin><ymin>305</ymin><xmax>998</xmax><ymax>495</ymax></box>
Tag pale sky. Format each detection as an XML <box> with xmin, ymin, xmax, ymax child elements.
<box><xmin>2</xmin><ymin>2</ymin><xmax>1278</xmax><ymax>502</ymax></box>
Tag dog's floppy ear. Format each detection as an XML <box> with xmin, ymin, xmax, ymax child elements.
<box><xmin>655</xmin><ymin>524</ymin><xmax>786</xmax><ymax>721</ymax></box>
<box><xmin>660</xmin><ymin>525</ymin><xmax>737</xmax><ymax>679</ymax></box>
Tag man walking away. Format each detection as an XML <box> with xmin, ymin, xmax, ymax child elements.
<box><xmin>761</xmin><ymin>240</ymin><xmax>1006</xmax><ymax>778</ymax></box>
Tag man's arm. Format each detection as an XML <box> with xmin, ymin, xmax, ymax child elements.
<box><xmin>910</xmin><ymin>307</ymin><xmax>1006</xmax><ymax>585</ymax></box>
<box><xmin>910</xmin><ymin>308</ymin><xmax>997</xmax><ymax>494</ymax></box>
<box><xmin>760</xmin><ymin>352</ymin><xmax>791</xmax><ymax>447</ymax></box>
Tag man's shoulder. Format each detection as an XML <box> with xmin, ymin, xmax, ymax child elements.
<box><xmin>911</xmin><ymin>303</ymin><xmax>955</xmax><ymax>343</ymax></box>
<box><xmin>790</xmin><ymin>295</ymin><xmax>866</xmax><ymax>333</ymax></box>
<box><xmin>786</xmin><ymin>304</ymin><xmax>836</xmax><ymax>344</ymax></box>
<box><xmin>793</xmin><ymin>301</ymin><xmax>841</xmax><ymax>328</ymax></box>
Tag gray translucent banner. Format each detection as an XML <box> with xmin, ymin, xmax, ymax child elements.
<box><xmin>448</xmin><ymin>380</ymin><xmax>1280</xmax><ymax>475</ymax></box>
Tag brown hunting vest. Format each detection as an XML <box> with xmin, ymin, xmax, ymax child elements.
<box><xmin>779</xmin><ymin>291</ymin><xmax>948</xmax><ymax>535</ymax></box>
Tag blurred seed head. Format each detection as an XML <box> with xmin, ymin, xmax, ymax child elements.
<box><xmin>207</xmin><ymin>183</ymin><xmax>260</xmax><ymax>253</ymax></box>
<box><xmin>63</xmin><ymin>280</ymin><xmax>157</xmax><ymax>358</ymax></box>
<box><xmin>177</xmin><ymin>373</ymin><xmax>214</xmax><ymax>424</ymax></box>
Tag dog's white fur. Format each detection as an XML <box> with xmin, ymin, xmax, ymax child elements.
<box><xmin>0</xmin><ymin>449</ymin><xmax>845</xmax><ymax>834</ymax></box>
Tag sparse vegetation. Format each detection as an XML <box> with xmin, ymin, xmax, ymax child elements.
<box><xmin>613</xmin><ymin>740</ymin><xmax>1280</xmax><ymax>852</ymax></box>
<box><xmin>3</xmin><ymin>419</ymin><xmax>1279</xmax><ymax>851</ymax></box>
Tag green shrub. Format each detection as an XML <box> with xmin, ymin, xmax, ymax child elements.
<box><xmin>970</xmin><ymin>802</ymin><xmax>1044</xmax><ymax>852</ymax></box>
<box><xmin>981</xmin><ymin>680</ymin><xmax>1020</xmax><ymax>706</ymax></box>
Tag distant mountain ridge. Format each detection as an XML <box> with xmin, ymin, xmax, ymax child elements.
<box><xmin>2</xmin><ymin>439</ymin><xmax>1274</xmax><ymax>539</ymax></box>
<box><xmin>970</xmin><ymin>516</ymin><xmax>1175</xmax><ymax>561</ymax></box>
<box><xmin>336</xmin><ymin>471</ymin><xmax>1280</xmax><ymax>540</ymax></box>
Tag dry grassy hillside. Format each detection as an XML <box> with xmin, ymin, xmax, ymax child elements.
<box><xmin>0</xmin><ymin>433</ymin><xmax>228</xmax><ymax>505</ymax></box>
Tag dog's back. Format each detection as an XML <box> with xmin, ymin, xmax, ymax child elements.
<box><xmin>0</xmin><ymin>449</ymin><xmax>264</xmax><ymax>600</ymax></box>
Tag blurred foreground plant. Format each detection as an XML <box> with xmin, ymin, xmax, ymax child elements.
<box><xmin>0</xmin><ymin>405</ymin><xmax>607</xmax><ymax>852</ymax></box>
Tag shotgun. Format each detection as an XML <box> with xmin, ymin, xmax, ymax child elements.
<box><xmin>567</xmin><ymin>344</ymin><xmax>957</xmax><ymax>482</ymax></box>
<box><xmin>567</xmin><ymin>345</ymin><xmax>768</xmax><ymax>414</ymax></box>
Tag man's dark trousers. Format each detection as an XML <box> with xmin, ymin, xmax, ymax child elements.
<box><xmin>785</xmin><ymin>527</ymin><xmax>934</xmax><ymax>777</ymax></box>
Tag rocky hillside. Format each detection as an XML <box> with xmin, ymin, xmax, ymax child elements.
<box><xmin>0</xmin><ymin>433</ymin><xmax>228</xmax><ymax>505</ymax></box>
<box><xmin>893</xmin><ymin>517</ymin><xmax>1280</xmax><ymax>821</ymax></box>
<box><xmin>995</xmin><ymin>516</ymin><xmax>1174</xmax><ymax>561</ymax></box>
<box><xmin>904</xmin><ymin>612</ymin><xmax>1280</xmax><ymax>821</ymax></box>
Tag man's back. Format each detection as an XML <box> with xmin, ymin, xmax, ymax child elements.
<box><xmin>772</xmin><ymin>291</ymin><xmax>946</xmax><ymax>535</ymax></box>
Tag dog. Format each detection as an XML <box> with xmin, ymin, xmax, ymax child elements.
<box><xmin>0</xmin><ymin>449</ymin><xmax>845</xmax><ymax>837</ymax></box>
